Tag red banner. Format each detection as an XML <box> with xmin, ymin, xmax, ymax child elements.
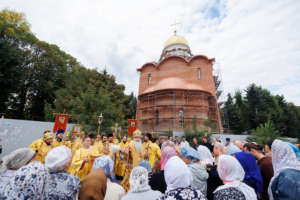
<box><xmin>128</xmin><ymin>119</ymin><xmax>137</xmax><ymax>136</ymax></box>
<box><xmin>53</xmin><ymin>114</ymin><xmax>69</xmax><ymax>133</ymax></box>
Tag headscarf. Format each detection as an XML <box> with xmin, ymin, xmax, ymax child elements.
<box><xmin>138</xmin><ymin>160</ymin><xmax>152</xmax><ymax>173</ymax></box>
<box><xmin>288</xmin><ymin>142</ymin><xmax>300</xmax><ymax>160</ymax></box>
<box><xmin>216</xmin><ymin>155</ymin><xmax>257</xmax><ymax>200</ymax></box>
<box><xmin>4</xmin><ymin>161</ymin><xmax>49</xmax><ymax>199</ymax></box>
<box><xmin>161</xmin><ymin>140</ymin><xmax>175</xmax><ymax>150</ymax></box>
<box><xmin>226</xmin><ymin>143</ymin><xmax>241</xmax><ymax>155</ymax></box>
<box><xmin>268</xmin><ymin>139</ymin><xmax>300</xmax><ymax>200</ymax></box>
<box><xmin>161</xmin><ymin>146</ymin><xmax>177</xmax><ymax>170</ymax></box>
<box><xmin>0</xmin><ymin>148</ymin><xmax>36</xmax><ymax>173</ymax></box>
<box><xmin>164</xmin><ymin>156</ymin><xmax>192</xmax><ymax>192</ymax></box>
<box><xmin>129</xmin><ymin>166</ymin><xmax>151</xmax><ymax>193</ymax></box>
<box><xmin>217</xmin><ymin>155</ymin><xmax>244</xmax><ymax>182</ymax></box>
<box><xmin>197</xmin><ymin>145</ymin><xmax>214</xmax><ymax>165</ymax></box>
<box><xmin>92</xmin><ymin>155</ymin><xmax>115</xmax><ymax>181</ymax></box>
<box><xmin>180</xmin><ymin>146</ymin><xmax>201</xmax><ymax>162</ymax></box>
<box><xmin>45</xmin><ymin>146</ymin><xmax>72</xmax><ymax>172</ymax></box>
<box><xmin>235</xmin><ymin>152</ymin><xmax>263</xmax><ymax>194</ymax></box>
<box><xmin>79</xmin><ymin>169</ymin><xmax>107</xmax><ymax>200</ymax></box>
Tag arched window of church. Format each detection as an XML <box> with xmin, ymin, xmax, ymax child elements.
<box><xmin>179</xmin><ymin>109</ymin><xmax>184</xmax><ymax>127</ymax></box>
<box><xmin>198</xmin><ymin>68</ymin><xmax>201</xmax><ymax>80</ymax></box>
<box><xmin>155</xmin><ymin>109</ymin><xmax>159</xmax><ymax>125</ymax></box>
<box><xmin>148</xmin><ymin>73</ymin><xmax>151</xmax><ymax>85</ymax></box>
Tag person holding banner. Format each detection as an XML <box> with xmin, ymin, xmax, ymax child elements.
<box><xmin>52</xmin><ymin>129</ymin><xmax>71</xmax><ymax>148</ymax></box>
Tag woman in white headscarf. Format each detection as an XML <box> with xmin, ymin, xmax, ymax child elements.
<box><xmin>268</xmin><ymin>139</ymin><xmax>300</xmax><ymax>200</ymax></box>
<box><xmin>45</xmin><ymin>146</ymin><xmax>81</xmax><ymax>200</ymax></box>
<box><xmin>121</xmin><ymin>166</ymin><xmax>162</xmax><ymax>200</ymax></box>
<box><xmin>214</xmin><ymin>155</ymin><xmax>257</xmax><ymax>200</ymax></box>
<box><xmin>158</xmin><ymin>156</ymin><xmax>206</xmax><ymax>200</ymax></box>
<box><xmin>0</xmin><ymin>148</ymin><xmax>36</xmax><ymax>197</ymax></box>
<box><xmin>3</xmin><ymin>161</ymin><xmax>49</xmax><ymax>199</ymax></box>
<box><xmin>198</xmin><ymin>145</ymin><xmax>214</xmax><ymax>166</ymax></box>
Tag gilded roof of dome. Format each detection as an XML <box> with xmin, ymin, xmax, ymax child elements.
<box><xmin>164</xmin><ymin>34</ymin><xmax>189</xmax><ymax>48</ymax></box>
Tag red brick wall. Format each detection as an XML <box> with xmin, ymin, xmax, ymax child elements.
<box><xmin>136</xmin><ymin>55</ymin><xmax>222</xmax><ymax>134</ymax></box>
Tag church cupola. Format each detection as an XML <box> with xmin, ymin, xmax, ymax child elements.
<box><xmin>160</xmin><ymin>30</ymin><xmax>192</xmax><ymax>61</ymax></box>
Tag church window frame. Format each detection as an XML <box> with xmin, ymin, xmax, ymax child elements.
<box><xmin>148</xmin><ymin>73</ymin><xmax>152</xmax><ymax>85</ymax></box>
<box><xmin>197</xmin><ymin>68</ymin><xmax>201</xmax><ymax>80</ymax></box>
<box><xmin>155</xmin><ymin>109</ymin><xmax>159</xmax><ymax>125</ymax></box>
<box><xmin>179</xmin><ymin>109</ymin><xmax>184</xmax><ymax>127</ymax></box>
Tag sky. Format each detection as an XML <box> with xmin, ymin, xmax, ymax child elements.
<box><xmin>1</xmin><ymin>0</ymin><xmax>300</xmax><ymax>105</ymax></box>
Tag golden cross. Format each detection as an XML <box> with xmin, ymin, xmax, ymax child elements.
<box><xmin>171</xmin><ymin>20</ymin><xmax>181</xmax><ymax>35</ymax></box>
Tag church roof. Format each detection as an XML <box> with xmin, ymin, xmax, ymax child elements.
<box><xmin>164</xmin><ymin>34</ymin><xmax>189</xmax><ymax>48</ymax></box>
<box><xmin>142</xmin><ymin>77</ymin><xmax>209</xmax><ymax>95</ymax></box>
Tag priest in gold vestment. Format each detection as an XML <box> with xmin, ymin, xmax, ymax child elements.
<box><xmin>70</xmin><ymin>135</ymin><xmax>101</xmax><ymax>180</ymax></box>
<box><xmin>29</xmin><ymin>131</ymin><xmax>54</xmax><ymax>163</ymax></box>
<box><xmin>115</xmin><ymin>135</ymin><xmax>130</xmax><ymax>178</ymax></box>
<box><xmin>121</xmin><ymin>130</ymin><xmax>144</xmax><ymax>192</ymax></box>
<box><xmin>142</xmin><ymin>133</ymin><xmax>161</xmax><ymax>168</ymax></box>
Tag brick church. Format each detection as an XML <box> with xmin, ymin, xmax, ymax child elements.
<box><xmin>136</xmin><ymin>31</ymin><xmax>222</xmax><ymax>135</ymax></box>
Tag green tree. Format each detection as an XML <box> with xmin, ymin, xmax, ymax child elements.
<box><xmin>248</xmin><ymin>121</ymin><xmax>280</xmax><ymax>144</ymax></box>
<box><xmin>222</xmin><ymin>83</ymin><xmax>300</xmax><ymax>138</ymax></box>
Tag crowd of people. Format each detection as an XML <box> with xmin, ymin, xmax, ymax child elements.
<box><xmin>0</xmin><ymin>129</ymin><xmax>300</xmax><ymax>200</ymax></box>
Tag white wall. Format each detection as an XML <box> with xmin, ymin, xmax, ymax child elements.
<box><xmin>0</xmin><ymin>118</ymin><xmax>75</xmax><ymax>158</ymax></box>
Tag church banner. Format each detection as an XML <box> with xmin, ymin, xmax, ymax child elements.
<box><xmin>128</xmin><ymin>119</ymin><xmax>137</xmax><ymax>136</ymax></box>
<box><xmin>53</xmin><ymin>114</ymin><xmax>69</xmax><ymax>133</ymax></box>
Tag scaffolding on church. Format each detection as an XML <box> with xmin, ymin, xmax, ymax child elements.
<box><xmin>137</xmin><ymin>89</ymin><xmax>221</xmax><ymax>136</ymax></box>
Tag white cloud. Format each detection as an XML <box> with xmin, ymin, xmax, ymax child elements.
<box><xmin>1</xmin><ymin>0</ymin><xmax>300</xmax><ymax>105</ymax></box>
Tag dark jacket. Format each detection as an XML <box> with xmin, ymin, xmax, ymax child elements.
<box><xmin>149</xmin><ymin>170</ymin><xmax>167</xmax><ymax>193</ymax></box>
<box><xmin>207</xmin><ymin>165</ymin><xmax>223</xmax><ymax>200</ymax></box>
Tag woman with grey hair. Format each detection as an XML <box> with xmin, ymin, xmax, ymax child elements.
<box><xmin>0</xmin><ymin>148</ymin><xmax>36</xmax><ymax>197</ymax></box>
<box><xmin>121</xmin><ymin>166</ymin><xmax>162</xmax><ymax>200</ymax></box>
<box><xmin>45</xmin><ymin>146</ymin><xmax>81</xmax><ymax>200</ymax></box>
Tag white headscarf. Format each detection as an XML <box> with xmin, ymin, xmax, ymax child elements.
<box><xmin>268</xmin><ymin>139</ymin><xmax>300</xmax><ymax>200</ymax></box>
<box><xmin>164</xmin><ymin>156</ymin><xmax>192</xmax><ymax>192</ymax></box>
<box><xmin>4</xmin><ymin>161</ymin><xmax>49</xmax><ymax>199</ymax></box>
<box><xmin>129</xmin><ymin>166</ymin><xmax>151</xmax><ymax>193</ymax></box>
<box><xmin>45</xmin><ymin>146</ymin><xmax>72</xmax><ymax>172</ymax></box>
<box><xmin>225</xmin><ymin>143</ymin><xmax>241</xmax><ymax>155</ymax></box>
<box><xmin>197</xmin><ymin>145</ymin><xmax>214</xmax><ymax>165</ymax></box>
<box><xmin>0</xmin><ymin>148</ymin><xmax>36</xmax><ymax>173</ymax></box>
<box><xmin>216</xmin><ymin>155</ymin><xmax>257</xmax><ymax>200</ymax></box>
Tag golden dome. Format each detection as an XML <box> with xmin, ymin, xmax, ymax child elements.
<box><xmin>164</xmin><ymin>34</ymin><xmax>189</xmax><ymax>48</ymax></box>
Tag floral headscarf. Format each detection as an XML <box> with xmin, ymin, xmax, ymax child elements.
<box><xmin>129</xmin><ymin>166</ymin><xmax>151</xmax><ymax>193</ymax></box>
<box><xmin>4</xmin><ymin>161</ymin><xmax>49</xmax><ymax>200</ymax></box>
